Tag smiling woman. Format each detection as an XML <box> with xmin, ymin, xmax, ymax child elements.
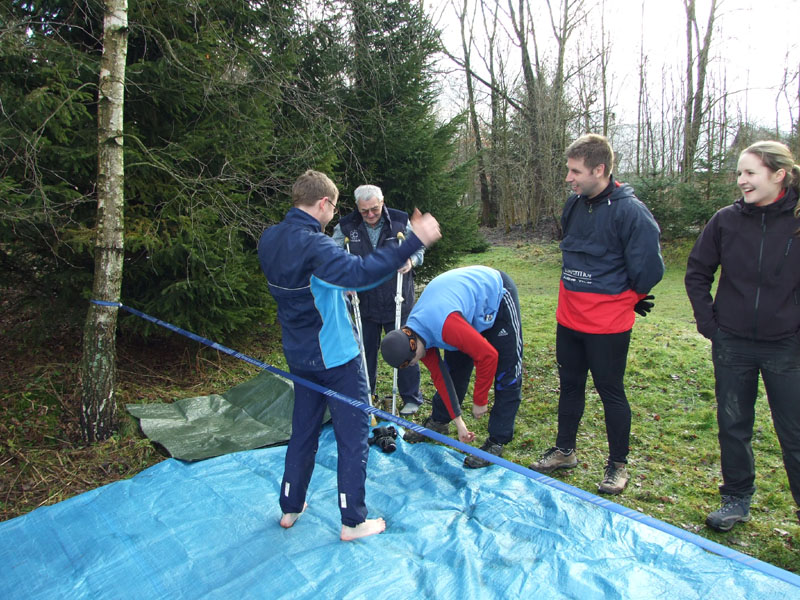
<box><xmin>736</xmin><ymin>151</ymin><xmax>787</xmax><ymax>207</ymax></box>
<box><xmin>685</xmin><ymin>140</ymin><xmax>800</xmax><ymax>533</ymax></box>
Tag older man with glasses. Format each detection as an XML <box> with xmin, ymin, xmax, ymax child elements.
<box><xmin>333</xmin><ymin>184</ymin><xmax>426</xmax><ymax>416</ymax></box>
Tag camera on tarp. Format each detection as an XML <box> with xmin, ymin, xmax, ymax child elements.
<box><xmin>368</xmin><ymin>426</ymin><xmax>398</xmax><ymax>453</ymax></box>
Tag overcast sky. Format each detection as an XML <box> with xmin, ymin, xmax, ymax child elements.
<box><xmin>431</xmin><ymin>0</ymin><xmax>800</xmax><ymax>132</ymax></box>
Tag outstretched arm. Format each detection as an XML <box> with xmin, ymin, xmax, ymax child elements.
<box><xmin>421</xmin><ymin>348</ymin><xmax>462</xmax><ymax>421</ymax></box>
<box><xmin>440</xmin><ymin>312</ymin><xmax>498</xmax><ymax>412</ymax></box>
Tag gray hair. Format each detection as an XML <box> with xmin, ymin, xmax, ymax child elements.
<box><xmin>353</xmin><ymin>184</ymin><xmax>384</xmax><ymax>206</ymax></box>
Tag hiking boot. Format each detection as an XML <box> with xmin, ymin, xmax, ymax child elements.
<box><xmin>464</xmin><ymin>439</ymin><xmax>503</xmax><ymax>469</ymax></box>
<box><xmin>528</xmin><ymin>447</ymin><xmax>578</xmax><ymax>474</ymax></box>
<box><xmin>597</xmin><ymin>460</ymin><xmax>629</xmax><ymax>495</ymax></box>
<box><xmin>706</xmin><ymin>495</ymin><xmax>751</xmax><ymax>532</ymax></box>
<box><xmin>399</xmin><ymin>400</ymin><xmax>422</xmax><ymax>416</ymax></box>
<box><xmin>403</xmin><ymin>416</ymin><xmax>449</xmax><ymax>443</ymax></box>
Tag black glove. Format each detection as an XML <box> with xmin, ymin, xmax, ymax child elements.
<box><xmin>634</xmin><ymin>295</ymin><xmax>655</xmax><ymax>317</ymax></box>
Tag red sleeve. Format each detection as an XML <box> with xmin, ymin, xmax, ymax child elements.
<box><xmin>440</xmin><ymin>312</ymin><xmax>497</xmax><ymax>407</ymax></box>
<box><xmin>420</xmin><ymin>347</ymin><xmax>461</xmax><ymax>420</ymax></box>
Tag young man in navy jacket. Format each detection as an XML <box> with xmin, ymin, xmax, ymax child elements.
<box><xmin>258</xmin><ymin>170</ymin><xmax>441</xmax><ymax>540</ymax></box>
<box><xmin>529</xmin><ymin>134</ymin><xmax>664</xmax><ymax>495</ymax></box>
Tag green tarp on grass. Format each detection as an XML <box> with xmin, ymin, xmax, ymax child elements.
<box><xmin>126</xmin><ymin>370</ymin><xmax>309</xmax><ymax>461</ymax></box>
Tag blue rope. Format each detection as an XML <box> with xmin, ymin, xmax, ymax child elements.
<box><xmin>92</xmin><ymin>299</ymin><xmax>800</xmax><ymax>589</ymax></box>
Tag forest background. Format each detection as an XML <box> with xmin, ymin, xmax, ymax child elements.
<box><xmin>1</xmin><ymin>0</ymin><xmax>799</xmax><ymax>576</ymax></box>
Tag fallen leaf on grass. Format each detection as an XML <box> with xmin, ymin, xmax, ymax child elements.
<box><xmin>773</xmin><ymin>528</ymin><xmax>791</xmax><ymax>537</ymax></box>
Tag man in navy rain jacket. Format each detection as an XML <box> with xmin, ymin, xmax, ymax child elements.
<box><xmin>529</xmin><ymin>134</ymin><xmax>664</xmax><ymax>496</ymax></box>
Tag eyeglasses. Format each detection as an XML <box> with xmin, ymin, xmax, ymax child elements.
<box><xmin>359</xmin><ymin>204</ymin><xmax>382</xmax><ymax>216</ymax></box>
<box><xmin>327</xmin><ymin>197</ymin><xmax>339</xmax><ymax>214</ymax></box>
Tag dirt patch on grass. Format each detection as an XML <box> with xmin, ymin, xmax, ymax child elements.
<box><xmin>0</xmin><ymin>293</ymin><xmax>212</xmax><ymax>521</ymax></box>
<box><xmin>479</xmin><ymin>219</ymin><xmax>560</xmax><ymax>247</ymax></box>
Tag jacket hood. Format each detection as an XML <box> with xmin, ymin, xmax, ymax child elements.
<box><xmin>285</xmin><ymin>206</ymin><xmax>322</xmax><ymax>231</ymax></box>
<box><xmin>580</xmin><ymin>175</ymin><xmax>636</xmax><ymax>206</ymax></box>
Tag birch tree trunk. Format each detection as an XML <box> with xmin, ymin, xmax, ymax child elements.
<box><xmin>79</xmin><ymin>0</ymin><xmax>128</xmax><ymax>443</ymax></box>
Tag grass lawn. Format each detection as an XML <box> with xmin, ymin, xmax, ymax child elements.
<box><xmin>378</xmin><ymin>240</ymin><xmax>799</xmax><ymax>574</ymax></box>
<box><xmin>2</xmin><ymin>238</ymin><xmax>799</xmax><ymax>575</ymax></box>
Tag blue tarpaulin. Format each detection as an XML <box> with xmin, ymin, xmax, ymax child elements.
<box><xmin>1</xmin><ymin>424</ymin><xmax>798</xmax><ymax>599</ymax></box>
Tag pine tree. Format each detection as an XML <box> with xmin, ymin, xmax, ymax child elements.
<box><xmin>340</xmin><ymin>0</ymin><xmax>480</xmax><ymax>278</ymax></box>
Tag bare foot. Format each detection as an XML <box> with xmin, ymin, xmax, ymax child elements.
<box><xmin>340</xmin><ymin>518</ymin><xmax>386</xmax><ymax>541</ymax></box>
<box><xmin>279</xmin><ymin>502</ymin><xmax>308</xmax><ymax>529</ymax></box>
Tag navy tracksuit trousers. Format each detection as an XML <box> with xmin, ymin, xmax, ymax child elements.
<box><xmin>281</xmin><ymin>358</ymin><xmax>371</xmax><ymax>527</ymax></box>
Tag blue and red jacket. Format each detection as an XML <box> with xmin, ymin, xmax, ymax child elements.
<box><xmin>557</xmin><ymin>178</ymin><xmax>664</xmax><ymax>334</ymax></box>
<box><xmin>258</xmin><ymin>207</ymin><xmax>424</xmax><ymax>370</ymax></box>
<box><xmin>407</xmin><ymin>266</ymin><xmax>505</xmax><ymax>415</ymax></box>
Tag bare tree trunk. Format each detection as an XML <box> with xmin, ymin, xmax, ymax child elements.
<box><xmin>598</xmin><ymin>0</ymin><xmax>610</xmax><ymax>137</ymax></box>
<box><xmin>79</xmin><ymin>0</ymin><xmax>128</xmax><ymax>443</ymax></box>
<box><xmin>484</xmin><ymin>4</ymin><xmax>503</xmax><ymax>227</ymax></box>
<box><xmin>636</xmin><ymin>51</ymin><xmax>646</xmax><ymax>174</ymax></box>
<box><xmin>792</xmin><ymin>65</ymin><xmax>800</xmax><ymax>156</ymax></box>
<box><xmin>458</xmin><ymin>0</ymin><xmax>494</xmax><ymax>226</ymax></box>
<box><xmin>681</xmin><ymin>0</ymin><xmax>717</xmax><ymax>179</ymax></box>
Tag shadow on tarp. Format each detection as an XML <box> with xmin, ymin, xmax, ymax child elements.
<box><xmin>126</xmin><ymin>370</ymin><xmax>327</xmax><ymax>461</ymax></box>
<box><xmin>0</xmin><ymin>425</ymin><xmax>797</xmax><ymax>600</ymax></box>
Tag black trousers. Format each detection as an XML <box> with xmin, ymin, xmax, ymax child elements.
<box><xmin>430</xmin><ymin>272</ymin><xmax>523</xmax><ymax>445</ymax></box>
<box><xmin>555</xmin><ymin>324</ymin><xmax>632</xmax><ymax>464</ymax></box>
<box><xmin>712</xmin><ymin>330</ymin><xmax>800</xmax><ymax>507</ymax></box>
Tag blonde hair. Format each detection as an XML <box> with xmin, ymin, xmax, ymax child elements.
<box><xmin>292</xmin><ymin>170</ymin><xmax>338</xmax><ymax>207</ymax></box>
<box><xmin>741</xmin><ymin>141</ymin><xmax>800</xmax><ymax>219</ymax></box>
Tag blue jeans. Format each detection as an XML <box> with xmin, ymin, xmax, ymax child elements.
<box><xmin>555</xmin><ymin>324</ymin><xmax>632</xmax><ymax>463</ymax></box>
<box><xmin>712</xmin><ymin>330</ymin><xmax>800</xmax><ymax>507</ymax></box>
<box><xmin>283</xmin><ymin>358</ymin><xmax>371</xmax><ymax>527</ymax></box>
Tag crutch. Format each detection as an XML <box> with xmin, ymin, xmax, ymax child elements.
<box><xmin>345</xmin><ymin>236</ymin><xmax>377</xmax><ymax>426</ymax></box>
<box><xmin>390</xmin><ymin>232</ymin><xmax>405</xmax><ymax>416</ymax></box>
